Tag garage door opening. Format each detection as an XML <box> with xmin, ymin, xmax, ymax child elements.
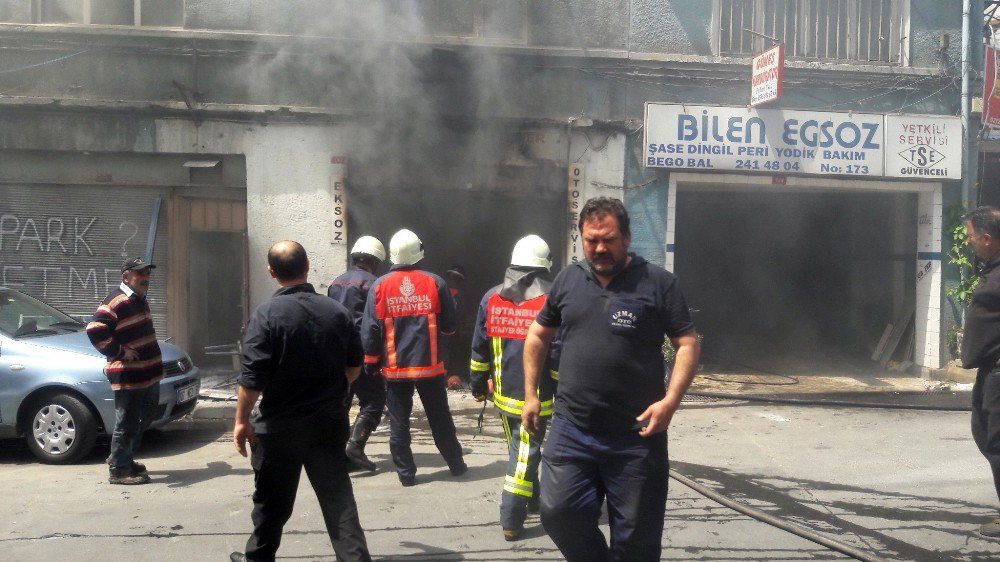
<box><xmin>674</xmin><ymin>187</ymin><xmax>917</xmax><ymax>376</ymax></box>
<box><xmin>346</xmin><ymin>175</ymin><xmax>565</xmax><ymax>380</ymax></box>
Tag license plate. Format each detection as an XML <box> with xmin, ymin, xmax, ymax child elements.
<box><xmin>176</xmin><ymin>382</ymin><xmax>199</xmax><ymax>403</ymax></box>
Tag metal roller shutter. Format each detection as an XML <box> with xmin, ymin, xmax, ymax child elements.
<box><xmin>0</xmin><ymin>184</ymin><xmax>170</xmax><ymax>334</ymax></box>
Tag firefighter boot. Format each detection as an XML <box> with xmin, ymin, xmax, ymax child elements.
<box><xmin>345</xmin><ymin>418</ymin><xmax>377</xmax><ymax>472</ymax></box>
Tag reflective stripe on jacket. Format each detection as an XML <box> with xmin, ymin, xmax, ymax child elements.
<box><xmin>469</xmin><ymin>286</ymin><xmax>556</xmax><ymax>417</ymax></box>
<box><xmin>362</xmin><ymin>266</ymin><xmax>456</xmax><ymax>380</ymax></box>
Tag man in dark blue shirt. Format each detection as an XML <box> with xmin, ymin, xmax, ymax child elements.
<box><xmin>961</xmin><ymin>206</ymin><xmax>1000</xmax><ymax>537</ymax></box>
<box><xmin>232</xmin><ymin>240</ymin><xmax>371</xmax><ymax>562</ymax></box>
<box><xmin>329</xmin><ymin>236</ymin><xmax>386</xmax><ymax>472</ymax></box>
<box><xmin>522</xmin><ymin>197</ymin><xmax>700</xmax><ymax>562</ymax></box>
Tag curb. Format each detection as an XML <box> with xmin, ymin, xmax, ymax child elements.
<box><xmin>943</xmin><ymin>362</ymin><xmax>977</xmax><ymax>384</ymax></box>
<box><xmin>193</xmin><ymin>373</ymin><xmax>972</xmax><ymax>420</ymax></box>
<box><xmin>191</xmin><ymin>397</ymin><xmax>236</xmax><ymax>420</ymax></box>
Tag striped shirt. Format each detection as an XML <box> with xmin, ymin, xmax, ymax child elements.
<box><xmin>87</xmin><ymin>282</ymin><xmax>163</xmax><ymax>390</ymax></box>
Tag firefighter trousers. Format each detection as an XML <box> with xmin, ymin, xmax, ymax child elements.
<box><xmin>499</xmin><ymin>413</ymin><xmax>547</xmax><ymax>530</ymax></box>
<box><xmin>385</xmin><ymin>375</ymin><xmax>465</xmax><ymax>479</ymax></box>
<box><xmin>344</xmin><ymin>368</ymin><xmax>386</xmax><ymax>432</ymax></box>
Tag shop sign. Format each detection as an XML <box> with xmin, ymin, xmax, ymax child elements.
<box><xmin>750</xmin><ymin>43</ymin><xmax>783</xmax><ymax>107</ymax></box>
<box><xmin>883</xmin><ymin>115</ymin><xmax>962</xmax><ymax>179</ymax></box>
<box><xmin>644</xmin><ymin>103</ymin><xmax>961</xmax><ymax>180</ymax></box>
<box><xmin>984</xmin><ymin>45</ymin><xmax>1000</xmax><ymax>128</ymax></box>
<box><xmin>644</xmin><ymin>104</ymin><xmax>884</xmax><ymax>176</ymax></box>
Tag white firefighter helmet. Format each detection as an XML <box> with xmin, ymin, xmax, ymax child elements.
<box><xmin>511</xmin><ymin>234</ymin><xmax>552</xmax><ymax>270</ymax></box>
<box><xmin>350</xmin><ymin>236</ymin><xmax>386</xmax><ymax>262</ymax></box>
<box><xmin>389</xmin><ymin>229</ymin><xmax>425</xmax><ymax>265</ymax></box>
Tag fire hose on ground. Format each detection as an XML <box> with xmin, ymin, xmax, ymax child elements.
<box><xmin>676</xmin><ymin>383</ymin><xmax>966</xmax><ymax>560</ymax></box>
<box><xmin>465</xmin><ymin>380</ymin><xmax>949</xmax><ymax>560</ymax></box>
<box><xmin>686</xmin><ymin>390</ymin><xmax>971</xmax><ymax>411</ymax></box>
<box><xmin>669</xmin><ymin>469</ymin><xmax>887</xmax><ymax>562</ymax></box>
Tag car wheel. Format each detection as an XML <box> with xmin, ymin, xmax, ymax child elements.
<box><xmin>24</xmin><ymin>394</ymin><xmax>98</xmax><ymax>464</ymax></box>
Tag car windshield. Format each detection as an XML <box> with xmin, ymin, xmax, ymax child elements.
<box><xmin>0</xmin><ymin>289</ymin><xmax>85</xmax><ymax>339</ymax></box>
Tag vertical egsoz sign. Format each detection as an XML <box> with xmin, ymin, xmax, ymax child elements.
<box><xmin>750</xmin><ymin>43</ymin><xmax>784</xmax><ymax>107</ymax></box>
<box><xmin>330</xmin><ymin>155</ymin><xmax>347</xmax><ymax>245</ymax></box>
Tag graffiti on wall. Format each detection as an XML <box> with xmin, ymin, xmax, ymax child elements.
<box><xmin>0</xmin><ymin>213</ymin><xmax>141</xmax><ymax>301</ymax></box>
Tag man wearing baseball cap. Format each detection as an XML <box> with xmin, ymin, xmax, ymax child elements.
<box><xmin>87</xmin><ymin>256</ymin><xmax>162</xmax><ymax>485</ymax></box>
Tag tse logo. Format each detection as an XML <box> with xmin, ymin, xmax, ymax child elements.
<box><xmin>899</xmin><ymin>145</ymin><xmax>944</xmax><ymax>168</ymax></box>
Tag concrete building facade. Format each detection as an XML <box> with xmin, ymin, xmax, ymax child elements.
<box><xmin>0</xmin><ymin>0</ymin><xmax>971</xmax><ymax>374</ymax></box>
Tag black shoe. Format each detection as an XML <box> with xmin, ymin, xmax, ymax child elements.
<box><xmin>131</xmin><ymin>461</ymin><xmax>147</xmax><ymax>475</ymax></box>
<box><xmin>108</xmin><ymin>466</ymin><xmax>150</xmax><ymax>485</ymax></box>
<box><xmin>399</xmin><ymin>474</ymin><xmax>416</xmax><ymax>487</ymax></box>
<box><xmin>229</xmin><ymin>552</ymin><xmax>247</xmax><ymax>562</ymax></box>
<box><xmin>345</xmin><ymin>443</ymin><xmax>377</xmax><ymax>472</ymax></box>
<box><xmin>449</xmin><ymin>462</ymin><xmax>468</xmax><ymax>477</ymax></box>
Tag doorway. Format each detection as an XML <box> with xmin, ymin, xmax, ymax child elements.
<box><xmin>187</xmin><ymin>231</ymin><xmax>246</xmax><ymax>367</ymax></box>
<box><xmin>346</xmin><ymin>181</ymin><xmax>565</xmax><ymax>379</ymax></box>
<box><xmin>674</xmin><ymin>185</ymin><xmax>917</xmax><ymax>376</ymax></box>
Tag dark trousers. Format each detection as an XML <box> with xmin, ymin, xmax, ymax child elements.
<box><xmin>385</xmin><ymin>376</ymin><xmax>464</xmax><ymax>479</ymax></box>
<box><xmin>973</xmin><ymin>366</ymin><xmax>1000</xmax><ymax>505</ymax></box>
<box><xmin>345</xmin><ymin>368</ymin><xmax>386</xmax><ymax>431</ymax></box>
<box><xmin>245</xmin><ymin>414</ymin><xmax>371</xmax><ymax>562</ymax></box>
<box><xmin>540</xmin><ymin>415</ymin><xmax>669</xmax><ymax>562</ymax></box>
<box><xmin>500</xmin><ymin>413</ymin><xmax>547</xmax><ymax>529</ymax></box>
<box><xmin>107</xmin><ymin>383</ymin><xmax>159</xmax><ymax>468</ymax></box>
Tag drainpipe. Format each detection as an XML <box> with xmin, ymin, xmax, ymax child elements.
<box><xmin>962</xmin><ymin>0</ymin><xmax>973</xmax><ymax>209</ymax></box>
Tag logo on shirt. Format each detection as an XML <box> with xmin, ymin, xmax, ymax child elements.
<box><xmin>485</xmin><ymin>294</ymin><xmax>546</xmax><ymax>339</ymax></box>
<box><xmin>400</xmin><ymin>276</ymin><xmax>415</xmax><ymax>297</ymax></box>
<box><xmin>610</xmin><ymin>309</ymin><xmax>638</xmax><ymax>330</ymax></box>
<box><xmin>375</xmin><ymin>271</ymin><xmax>442</xmax><ymax>318</ymax></box>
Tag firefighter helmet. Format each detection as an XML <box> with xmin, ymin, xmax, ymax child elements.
<box><xmin>350</xmin><ymin>236</ymin><xmax>386</xmax><ymax>263</ymax></box>
<box><xmin>511</xmin><ymin>234</ymin><xmax>552</xmax><ymax>270</ymax></box>
<box><xmin>389</xmin><ymin>229</ymin><xmax>425</xmax><ymax>265</ymax></box>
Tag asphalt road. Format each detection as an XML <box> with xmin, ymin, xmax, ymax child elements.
<box><xmin>1</xmin><ymin>393</ymin><xmax>999</xmax><ymax>561</ymax></box>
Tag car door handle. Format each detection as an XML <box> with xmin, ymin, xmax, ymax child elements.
<box><xmin>9</xmin><ymin>364</ymin><xmax>25</xmax><ymax>371</ymax></box>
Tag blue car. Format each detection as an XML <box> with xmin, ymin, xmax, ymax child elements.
<box><xmin>0</xmin><ymin>287</ymin><xmax>200</xmax><ymax>464</ymax></box>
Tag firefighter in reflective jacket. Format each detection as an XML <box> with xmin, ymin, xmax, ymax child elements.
<box><xmin>361</xmin><ymin>229</ymin><xmax>467</xmax><ymax>487</ymax></box>
<box><xmin>469</xmin><ymin>234</ymin><xmax>558</xmax><ymax>542</ymax></box>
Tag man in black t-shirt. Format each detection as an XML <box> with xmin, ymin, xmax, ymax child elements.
<box><xmin>522</xmin><ymin>197</ymin><xmax>700</xmax><ymax>562</ymax></box>
<box><xmin>232</xmin><ymin>241</ymin><xmax>371</xmax><ymax>562</ymax></box>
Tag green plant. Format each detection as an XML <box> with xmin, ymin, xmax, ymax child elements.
<box><xmin>945</xmin><ymin>206</ymin><xmax>979</xmax><ymax>307</ymax></box>
<box><xmin>662</xmin><ymin>333</ymin><xmax>704</xmax><ymax>364</ymax></box>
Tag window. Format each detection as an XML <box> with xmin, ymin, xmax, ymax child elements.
<box><xmin>716</xmin><ymin>0</ymin><xmax>909</xmax><ymax>65</ymax></box>
<box><xmin>34</xmin><ymin>0</ymin><xmax>184</xmax><ymax>27</ymax></box>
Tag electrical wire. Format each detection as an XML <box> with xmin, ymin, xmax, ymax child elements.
<box><xmin>574</xmin><ymin>57</ymin><xmax>961</xmax><ymax>115</ymax></box>
<box><xmin>0</xmin><ymin>49</ymin><xmax>88</xmax><ymax>74</ymax></box>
